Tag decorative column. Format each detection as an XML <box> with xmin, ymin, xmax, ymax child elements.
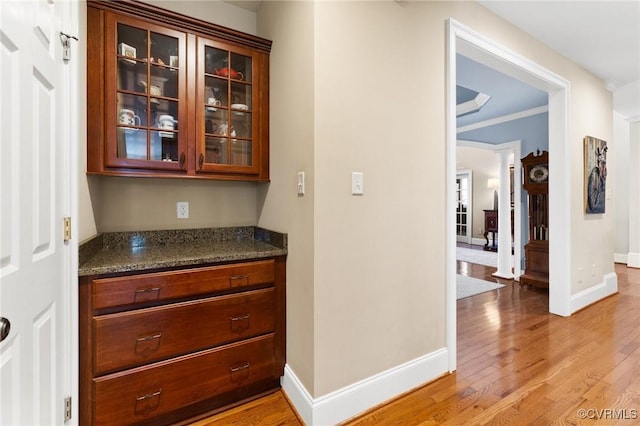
<box><xmin>493</xmin><ymin>148</ymin><xmax>514</xmax><ymax>279</ymax></box>
<box><xmin>629</xmin><ymin>122</ymin><xmax>640</xmax><ymax>268</ymax></box>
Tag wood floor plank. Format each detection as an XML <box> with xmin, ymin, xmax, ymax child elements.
<box><xmin>189</xmin><ymin>258</ymin><xmax>640</xmax><ymax>425</ymax></box>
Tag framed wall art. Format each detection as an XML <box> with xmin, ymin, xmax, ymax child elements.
<box><xmin>584</xmin><ymin>136</ymin><xmax>607</xmax><ymax>214</ymax></box>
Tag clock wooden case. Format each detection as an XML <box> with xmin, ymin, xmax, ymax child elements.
<box><xmin>520</xmin><ymin>150</ymin><xmax>549</xmax><ymax>288</ymax></box>
<box><xmin>86</xmin><ymin>0</ymin><xmax>271</xmax><ymax>181</ymax></box>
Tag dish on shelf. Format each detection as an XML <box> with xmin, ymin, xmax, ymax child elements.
<box><xmin>231</xmin><ymin>103</ymin><xmax>248</xmax><ymax>110</ymax></box>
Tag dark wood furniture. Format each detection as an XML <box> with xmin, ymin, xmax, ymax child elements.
<box><xmin>87</xmin><ymin>0</ymin><xmax>271</xmax><ymax>181</ymax></box>
<box><xmin>79</xmin><ymin>257</ymin><xmax>286</xmax><ymax>425</ymax></box>
<box><xmin>483</xmin><ymin>209</ymin><xmax>498</xmax><ymax>252</ymax></box>
<box><xmin>520</xmin><ymin>150</ymin><xmax>549</xmax><ymax>288</ymax></box>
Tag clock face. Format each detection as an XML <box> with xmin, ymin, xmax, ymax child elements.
<box><xmin>529</xmin><ymin>164</ymin><xmax>549</xmax><ymax>183</ymax></box>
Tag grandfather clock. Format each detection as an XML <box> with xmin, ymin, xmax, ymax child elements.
<box><xmin>520</xmin><ymin>150</ymin><xmax>549</xmax><ymax>288</ymax></box>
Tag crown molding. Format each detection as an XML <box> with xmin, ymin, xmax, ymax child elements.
<box><xmin>457</xmin><ymin>105</ymin><xmax>548</xmax><ymax>133</ymax></box>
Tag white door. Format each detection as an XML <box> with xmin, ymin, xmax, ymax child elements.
<box><xmin>455</xmin><ymin>170</ymin><xmax>473</xmax><ymax>244</ymax></box>
<box><xmin>0</xmin><ymin>0</ymin><xmax>73</xmax><ymax>424</ymax></box>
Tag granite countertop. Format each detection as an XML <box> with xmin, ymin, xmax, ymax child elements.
<box><xmin>78</xmin><ymin>226</ymin><xmax>287</xmax><ymax>277</ymax></box>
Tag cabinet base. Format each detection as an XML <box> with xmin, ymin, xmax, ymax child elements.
<box><xmin>137</xmin><ymin>379</ymin><xmax>281</xmax><ymax>426</ymax></box>
<box><xmin>519</xmin><ymin>273</ymin><xmax>549</xmax><ymax>289</ymax></box>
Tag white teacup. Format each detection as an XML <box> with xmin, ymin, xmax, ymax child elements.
<box><xmin>207</xmin><ymin>97</ymin><xmax>221</xmax><ymax>112</ymax></box>
<box><xmin>157</xmin><ymin>114</ymin><xmax>175</xmax><ymax>130</ymax></box>
<box><xmin>218</xmin><ymin>123</ymin><xmax>236</xmax><ymax>137</ymax></box>
<box><xmin>119</xmin><ymin>109</ymin><xmax>140</xmax><ymax>126</ymax></box>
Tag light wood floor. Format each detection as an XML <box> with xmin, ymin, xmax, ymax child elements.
<box><xmin>191</xmin><ymin>261</ymin><xmax>640</xmax><ymax>425</ymax></box>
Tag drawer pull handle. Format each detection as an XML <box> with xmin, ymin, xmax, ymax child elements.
<box><xmin>136</xmin><ymin>333</ymin><xmax>162</xmax><ymax>342</ymax></box>
<box><xmin>230</xmin><ymin>314</ymin><xmax>250</xmax><ymax>332</ymax></box>
<box><xmin>229</xmin><ymin>274</ymin><xmax>249</xmax><ymax>287</ymax></box>
<box><xmin>230</xmin><ymin>362</ymin><xmax>250</xmax><ymax>373</ymax></box>
<box><xmin>136</xmin><ymin>389</ymin><xmax>162</xmax><ymax>401</ymax></box>
<box><xmin>230</xmin><ymin>362</ymin><xmax>250</xmax><ymax>383</ymax></box>
<box><xmin>134</xmin><ymin>287</ymin><xmax>161</xmax><ymax>303</ymax></box>
<box><xmin>135</xmin><ymin>287</ymin><xmax>160</xmax><ymax>294</ymax></box>
<box><xmin>230</xmin><ymin>314</ymin><xmax>250</xmax><ymax>322</ymax></box>
<box><xmin>135</xmin><ymin>332</ymin><xmax>162</xmax><ymax>357</ymax></box>
<box><xmin>134</xmin><ymin>388</ymin><xmax>162</xmax><ymax>416</ymax></box>
<box><xmin>230</xmin><ymin>274</ymin><xmax>248</xmax><ymax>280</ymax></box>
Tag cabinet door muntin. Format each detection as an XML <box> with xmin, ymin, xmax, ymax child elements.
<box><xmin>198</xmin><ymin>40</ymin><xmax>257</xmax><ymax>172</ymax></box>
<box><xmin>107</xmin><ymin>16</ymin><xmax>186</xmax><ymax>169</ymax></box>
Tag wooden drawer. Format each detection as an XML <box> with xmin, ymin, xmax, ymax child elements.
<box><xmin>92</xmin><ymin>259</ymin><xmax>275</xmax><ymax>310</ymax></box>
<box><xmin>484</xmin><ymin>210</ymin><xmax>498</xmax><ymax>232</ymax></box>
<box><xmin>93</xmin><ymin>334</ymin><xmax>277</xmax><ymax>426</ymax></box>
<box><xmin>93</xmin><ymin>288</ymin><xmax>275</xmax><ymax>375</ymax></box>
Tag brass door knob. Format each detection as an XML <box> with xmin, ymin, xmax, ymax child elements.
<box><xmin>0</xmin><ymin>317</ymin><xmax>10</xmax><ymax>342</ymax></box>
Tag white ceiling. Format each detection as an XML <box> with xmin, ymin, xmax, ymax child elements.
<box><xmin>478</xmin><ymin>1</ymin><xmax>639</xmax><ymax>88</ymax></box>
<box><xmin>225</xmin><ymin>1</ymin><xmax>262</xmax><ymax>12</ymax></box>
<box><xmin>478</xmin><ymin>0</ymin><xmax>640</xmax><ymax>118</ymax></box>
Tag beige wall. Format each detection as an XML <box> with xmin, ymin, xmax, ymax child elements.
<box><xmin>258</xmin><ymin>0</ymin><xmax>613</xmax><ymax>399</ymax></box>
<box><xmin>257</xmin><ymin>0</ymin><xmax>316</xmax><ymax>392</ymax></box>
<box><xmin>569</xmin><ymin>69</ymin><xmax>615</xmax><ymax>291</ymax></box>
<box><xmin>144</xmin><ymin>0</ymin><xmax>257</xmax><ymax>35</ymax></box>
<box><xmin>613</xmin><ymin>113</ymin><xmax>630</xmax><ymax>258</ymax></box>
<box><xmin>89</xmin><ymin>177</ymin><xmax>259</xmax><ymax>232</ymax></box>
<box><xmin>629</xmin><ymin>121</ymin><xmax>640</xmax><ymax>262</ymax></box>
<box><xmin>79</xmin><ymin>0</ymin><xmax>617</xmax><ymax>407</ymax></box>
<box><xmin>312</xmin><ymin>1</ymin><xmax>448</xmax><ymax>395</ymax></box>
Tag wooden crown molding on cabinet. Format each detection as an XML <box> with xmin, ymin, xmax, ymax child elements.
<box><xmin>88</xmin><ymin>0</ymin><xmax>272</xmax><ymax>53</ymax></box>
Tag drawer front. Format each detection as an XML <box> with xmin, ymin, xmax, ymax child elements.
<box><xmin>92</xmin><ymin>259</ymin><xmax>275</xmax><ymax>310</ymax></box>
<box><xmin>94</xmin><ymin>288</ymin><xmax>275</xmax><ymax>375</ymax></box>
<box><xmin>94</xmin><ymin>334</ymin><xmax>277</xmax><ymax>426</ymax></box>
<box><xmin>485</xmin><ymin>215</ymin><xmax>497</xmax><ymax>231</ymax></box>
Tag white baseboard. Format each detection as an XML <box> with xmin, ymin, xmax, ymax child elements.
<box><xmin>628</xmin><ymin>252</ymin><xmax>640</xmax><ymax>268</ymax></box>
<box><xmin>614</xmin><ymin>253</ymin><xmax>628</xmax><ymax>264</ymax></box>
<box><xmin>471</xmin><ymin>237</ymin><xmax>487</xmax><ymax>246</ymax></box>
<box><xmin>570</xmin><ymin>272</ymin><xmax>618</xmax><ymax>313</ymax></box>
<box><xmin>281</xmin><ymin>348</ymin><xmax>449</xmax><ymax>425</ymax></box>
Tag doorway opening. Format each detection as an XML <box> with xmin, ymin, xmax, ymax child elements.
<box><xmin>456</xmin><ymin>170</ymin><xmax>473</xmax><ymax>245</ymax></box>
<box><xmin>456</xmin><ymin>140</ymin><xmax>521</xmax><ymax>280</ymax></box>
<box><xmin>446</xmin><ymin>19</ymin><xmax>572</xmax><ymax>372</ymax></box>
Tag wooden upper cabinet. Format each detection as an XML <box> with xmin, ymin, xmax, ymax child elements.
<box><xmin>87</xmin><ymin>0</ymin><xmax>271</xmax><ymax>181</ymax></box>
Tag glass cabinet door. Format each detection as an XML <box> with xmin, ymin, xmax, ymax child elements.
<box><xmin>197</xmin><ymin>39</ymin><xmax>258</xmax><ymax>174</ymax></box>
<box><xmin>105</xmin><ymin>14</ymin><xmax>187</xmax><ymax>170</ymax></box>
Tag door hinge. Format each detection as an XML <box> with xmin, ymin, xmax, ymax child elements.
<box><xmin>63</xmin><ymin>217</ymin><xmax>72</xmax><ymax>242</ymax></box>
<box><xmin>59</xmin><ymin>32</ymin><xmax>78</xmax><ymax>62</ymax></box>
<box><xmin>64</xmin><ymin>396</ymin><xmax>72</xmax><ymax>422</ymax></box>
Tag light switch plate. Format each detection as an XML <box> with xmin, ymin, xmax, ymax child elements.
<box><xmin>352</xmin><ymin>172</ymin><xmax>364</xmax><ymax>195</ymax></box>
<box><xmin>297</xmin><ymin>171</ymin><xmax>305</xmax><ymax>196</ymax></box>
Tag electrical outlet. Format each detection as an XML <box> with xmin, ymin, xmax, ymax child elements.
<box><xmin>177</xmin><ymin>201</ymin><xmax>189</xmax><ymax>219</ymax></box>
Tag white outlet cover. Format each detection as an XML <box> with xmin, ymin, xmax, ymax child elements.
<box><xmin>177</xmin><ymin>201</ymin><xmax>189</xmax><ymax>219</ymax></box>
